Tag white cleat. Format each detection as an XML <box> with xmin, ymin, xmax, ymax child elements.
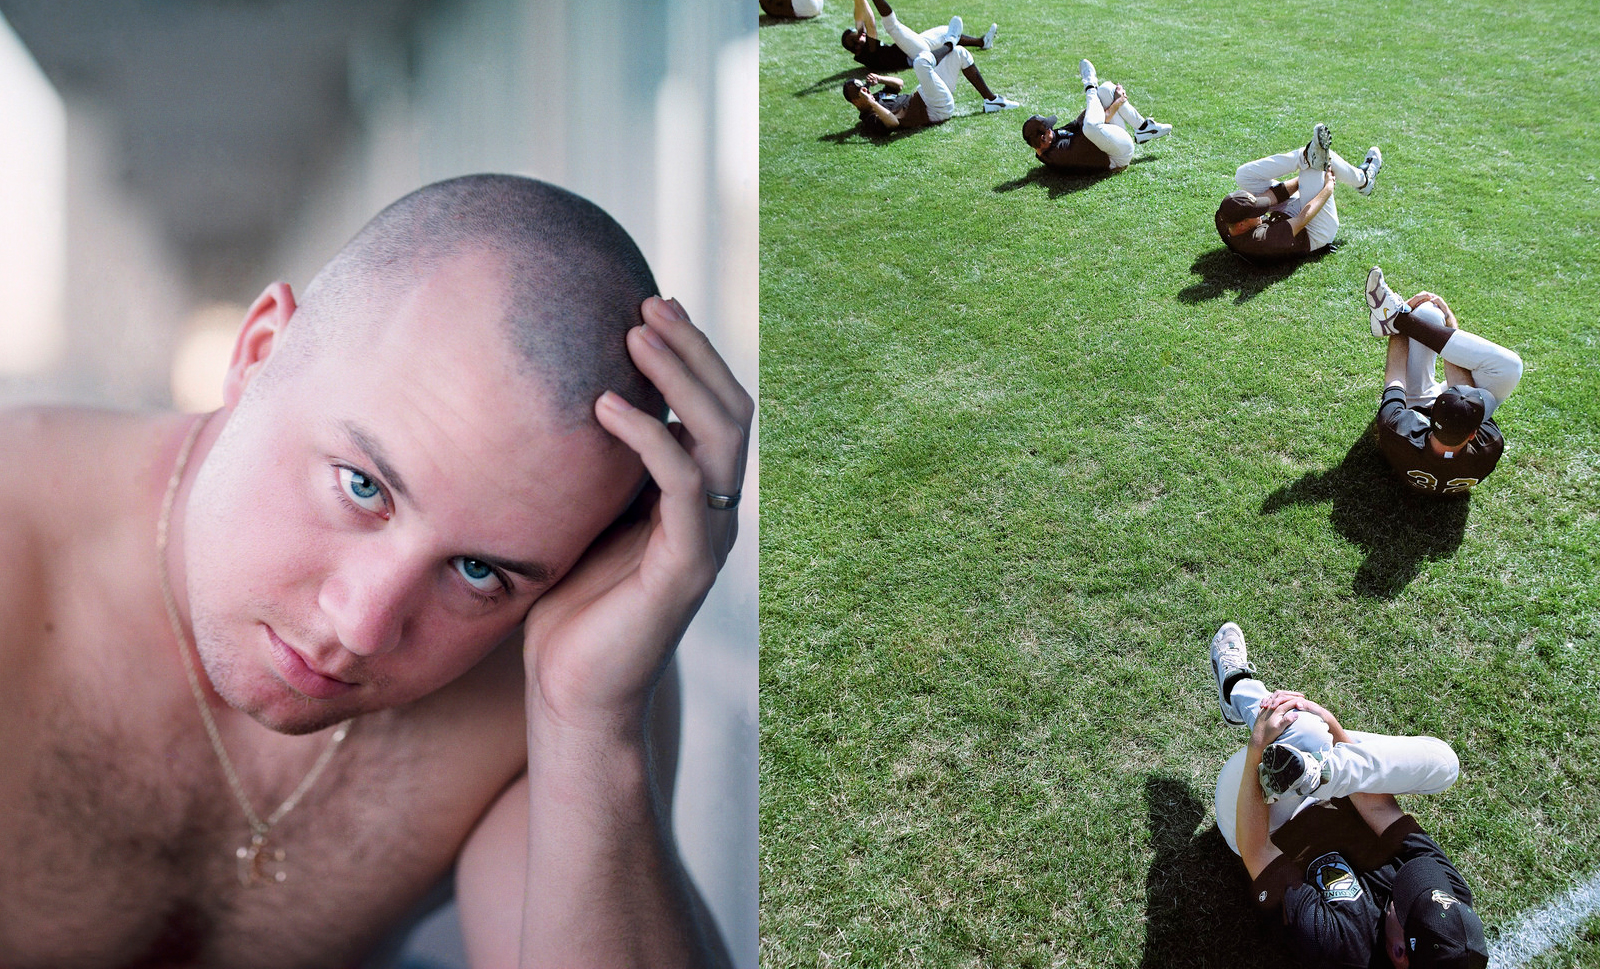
<box><xmin>1079</xmin><ymin>58</ymin><xmax>1098</xmax><ymax>90</ymax></box>
<box><xmin>1305</xmin><ymin>122</ymin><xmax>1332</xmax><ymax>171</ymax></box>
<box><xmin>947</xmin><ymin>15</ymin><xmax>964</xmax><ymax>43</ymax></box>
<box><xmin>983</xmin><ymin>95</ymin><xmax>1021</xmax><ymax>112</ymax></box>
<box><xmin>1210</xmin><ymin>622</ymin><xmax>1256</xmax><ymax>728</ymax></box>
<box><xmin>1359</xmin><ymin>146</ymin><xmax>1382</xmax><ymax>195</ymax></box>
<box><xmin>1259</xmin><ymin>744</ymin><xmax>1330</xmax><ymax>804</ymax></box>
<box><xmin>981</xmin><ymin>22</ymin><xmax>998</xmax><ymax>49</ymax></box>
<box><xmin>1134</xmin><ymin>118</ymin><xmax>1172</xmax><ymax>144</ymax></box>
<box><xmin>1366</xmin><ymin>266</ymin><xmax>1406</xmax><ymax>336</ymax></box>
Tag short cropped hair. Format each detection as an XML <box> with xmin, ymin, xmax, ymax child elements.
<box><xmin>297</xmin><ymin>174</ymin><xmax>665</xmax><ymax>424</ymax></box>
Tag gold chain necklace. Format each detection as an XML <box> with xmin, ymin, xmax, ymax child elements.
<box><xmin>156</xmin><ymin>414</ymin><xmax>354</xmax><ymax>887</ymax></box>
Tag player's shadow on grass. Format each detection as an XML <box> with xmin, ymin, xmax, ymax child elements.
<box><xmin>1140</xmin><ymin>775</ymin><xmax>1273</xmax><ymax>969</ymax></box>
<box><xmin>992</xmin><ymin>156</ymin><xmax>1156</xmax><ymax>198</ymax></box>
<box><xmin>1260</xmin><ymin>427</ymin><xmax>1469</xmax><ymax>599</ymax></box>
<box><xmin>1178</xmin><ymin>245</ymin><xmax>1334</xmax><ymax>305</ymax></box>
<box><xmin>818</xmin><ymin>119</ymin><xmax>931</xmax><ymax>144</ymax></box>
<box><xmin>794</xmin><ymin>68</ymin><xmax>866</xmax><ymax>99</ymax></box>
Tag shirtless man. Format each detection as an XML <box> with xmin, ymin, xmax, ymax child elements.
<box><xmin>0</xmin><ymin>174</ymin><xmax>752</xmax><ymax>968</ymax></box>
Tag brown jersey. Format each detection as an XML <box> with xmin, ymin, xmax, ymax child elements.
<box><xmin>1036</xmin><ymin>113</ymin><xmax>1113</xmax><ymax>172</ymax></box>
<box><xmin>1375</xmin><ymin>387</ymin><xmax>1505</xmax><ymax>495</ymax></box>
<box><xmin>1214</xmin><ymin>206</ymin><xmax>1309</xmax><ymax>260</ymax></box>
<box><xmin>851</xmin><ymin>35</ymin><xmax>912</xmax><ymax>72</ymax></box>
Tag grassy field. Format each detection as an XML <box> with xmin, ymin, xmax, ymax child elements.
<box><xmin>758</xmin><ymin>0</ymin><xmax>1600</xmax><ymax>966</ymax></box>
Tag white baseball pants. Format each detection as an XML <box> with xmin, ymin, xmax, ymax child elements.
<box><xmin>908</xmin><ymin>45</ymin><xmax>973</xmax><ymax>123</ymax></box>
<box><xmin>1079</xmin><ymin>81</ymin><xmax>1144</xmax><ymax>169</ymax></box>
<box><xmin>1213</xmin><ymin>675</ymin><xmax>1460</xmax><ymax>856</ymax></box>
<box><xmin>1401</xmin><ymin>301</ymin><xmax>1526</xmax><ymax>411</ymax></box>
<box><xmin>881</xmin><ymin>11</ymin><xmax>957</xmax><ymax>57</ymax></box>
<box><xmin>1233</xmin><ymin>147</ymin><xmax>1369</xmax><ymax>250</ymax></box>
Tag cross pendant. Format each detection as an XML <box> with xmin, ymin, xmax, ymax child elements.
<box><xmin>236</xmin><ymin>832</ymin><xmax>288</xmax><ymax>886</ymax></box>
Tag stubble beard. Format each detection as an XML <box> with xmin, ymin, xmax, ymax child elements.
<box><xmin>190</xmin><ymin>613</ymin><xmax>357</xmax><ymax>737</ymax></box>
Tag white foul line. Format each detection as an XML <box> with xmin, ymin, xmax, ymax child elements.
<box><xmin>1489</xmin><ymin>869</ymin><xmax>1600</xmax><ymax>968</ymax></box>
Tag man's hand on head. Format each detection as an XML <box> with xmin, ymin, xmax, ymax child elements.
<box><xmin>520</xmin><ymin>296</ymin><xmax>752</xmax><ymax>739</ymax></box>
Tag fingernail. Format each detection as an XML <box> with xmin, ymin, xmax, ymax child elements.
<box><xmin>662</xmin><ymin>297</ymin><xmax>688</xmax><ymax>321</ymax></box>
<box><xmin>638</xmin><ymin>323</ymin><xmax>668</xmax><ymax>350</ymax></box>
<box><xmin>599</xmin><ymin>390</ymin><xmax>634</xmax><ymax>411</ymax></box>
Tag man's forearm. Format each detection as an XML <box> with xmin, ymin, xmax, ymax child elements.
<box><xmin>1236</xmin><ymin>746</ymin><xmax>1277</xmax><ymax>877</ymax></box>
<box><xmin>1289</xmin><ymin>178</ymin><xmax>1335</xmax><ymax>235</ymax></box>
<box><xmin>520</xmin><ymin>714</ymin><xmax>704</xmax><ymax>969</ymax></box>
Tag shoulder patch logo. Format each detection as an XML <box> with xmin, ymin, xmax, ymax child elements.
<box><xmin>1309</xmin><ymin>852</ymin><xmax>1364</xmax><ymax>903</ymax></box>
<box><xmin>1431</xmin><ymin>889</ymin><xmax>1460</xmax><ymax>910</ymax></box>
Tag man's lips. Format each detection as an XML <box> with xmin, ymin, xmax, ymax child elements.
<box><xmin>265</xmin><ymin>626</ymin><xmax>357</xmax><ymax>700</ymax></box>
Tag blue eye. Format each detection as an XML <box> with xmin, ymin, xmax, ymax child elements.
<box><xmin>338</xmin><ymin>467</ymin><xmax>387</xmax><ymax>513</ymax></box>
<box><xmin>454</xmin><ymin>557</ymin><xmax>504</xmax><ymax>595</ymax></box>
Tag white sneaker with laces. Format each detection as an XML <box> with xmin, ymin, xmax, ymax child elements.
<box><xmin>983</xmin><ymin>95</ymin><xmax>1020</xmax><ymax>112</ymax></box>
<box><xmin>1366</xmin><ymin>266</ymin><xmax>1406</xmax><ymax>336</ymax></box>
<box><xmin>1134</xmin><ymin>118</ymin><xmax>1172</xmax><ymax>144</ymax></box>
<box><xmin>1079</xmin><ymin>58</ymin><xmax>1097</xmax><ymax>90</ymax></box>
<box><xmin>1359</xmin><ymin>146</ymin><xmax>1383</xmax><ymax>195</ymax></box>
<box><xmin>981</xmin><ymin>22</ymin><xmax>997</xmax><ymax>49</ymax></box>
<box><xmin>947</xmin><ymin>15</ymin><xmax>963</xmax><ymax>43</ymax></box>
<box><xmin>1210</xmin><ymin>622</ymin><xmax>1255</xmax><ymax>728</ymax></box>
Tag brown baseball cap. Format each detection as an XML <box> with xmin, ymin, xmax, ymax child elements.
<box><xmin>1430</xmin><ymin>387</ymin><xmax>1489</xmax><ymax>444</ymax></box>
<box><xmin>1217</xmin><ymin>190</ymin><xmax>1270</xmax><ymax>223</ymax></box>
<box><xmin>1022</xmin><ymin>114</ymin><xmax>1058</xmax><ymax>145</ymax></box>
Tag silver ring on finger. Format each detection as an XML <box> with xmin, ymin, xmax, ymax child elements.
<box><xmin>705</xmin><ymin>490</ymin><xmax>741</xmax><ymax>510</ymax></box>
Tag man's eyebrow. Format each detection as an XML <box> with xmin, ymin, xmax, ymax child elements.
<box><xmin>340</xmin><ymin>421</ymin><xmax>411</xmax><ymax>504</ymax></box>
<box><xmin>474</xmin><ymin>555</ymin><xmax>556</xmax><ymax>586</ymax></box>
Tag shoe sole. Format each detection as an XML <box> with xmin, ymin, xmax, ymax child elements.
<box><xmin>1079</xmin><ymin>59</ymin><xmax>1096</xmax><ymax>88</ymax></box>
<box><xmin>1258</xmin><ymin>744</ymin><xmax>1307</xmax><ymax>802</ymax></box>
<box><xmin>1307</xmin><ymin>124</ymin><xmax>1331</xmax><ymax>171</ymax></box>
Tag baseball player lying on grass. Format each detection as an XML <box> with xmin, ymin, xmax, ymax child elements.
<box><xmin>1021</xmin><ymin>59</ymin><xmax>1171</xmax><ymax>173</ymax></box>
<box><xmin>841</xmin><ymin>12</ymin><xmax>1017</xmax><ymax>129</ymax></box>
<box><xmin>1210</xmin><ymin>622</ymin><xmax>1489</xmax><ymax>969</ymax></box>
<box><xmin>842</xmin><ymin>0</ymin><xmax>996</xmax><ymax>72</ymax></box>
<box><xmin>1215</xmin><ymin>123</ymin><xmax>1382</xmax><ymax>261</ymax></box>
<box><xmin>1365</xmin><ymin>266</ymin><xmax>1524</xmax><ymax>497</ymax></box>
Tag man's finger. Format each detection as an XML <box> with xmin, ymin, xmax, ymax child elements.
<box><xmin>594</xmin><ymin>392</ymin><xmax>714</xmax><ymax>589</ymax></box>
<box><xmin>641</xmin><ymin>297</ymin><xmax>754</xmax><ymax>429</ymax></box>
<box><xmin>627</xmin><ymin>320</ymin><xmax>746</xmax><ymax>493</ymax></box>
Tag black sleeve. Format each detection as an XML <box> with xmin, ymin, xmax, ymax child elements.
<box><xmin>1253</xmin><ymin>854</ymin><xmax>1304</xmax><ymax>913</ymax></box>
<box><xmin>1377</xmin><ymin>386</ymin><xmax>1410</xmax><ymax>432</ymax></box>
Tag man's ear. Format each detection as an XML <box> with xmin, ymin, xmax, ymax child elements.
<box><xmin>222</xmin><ymin>282</ymin><xmax>298</xmax><ymax>408</ymax></box>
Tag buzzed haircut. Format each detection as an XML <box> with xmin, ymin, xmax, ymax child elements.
<box><xmin>298</xmin><ymin>173</ymin><xmax>666</xmax><ymax>424</ymax></box>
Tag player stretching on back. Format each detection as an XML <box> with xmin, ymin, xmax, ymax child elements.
<box><xmin>842</xmin><ymin>0</ymin><xmax>996</xmax><ymax>72</ymax></box>
<box><xmin>1022</xmin><ymin>59</ymin><xmax>1171</xmax><ymax>173</ymax></box>
<box><xmin>1209</xmin><ymin>622</ymin><xmax>1490</xmax><ymax>969</ymax></box>
<box><xmin>1215</xmin><ymin>123</ymin><xmax>1382</xmax><ymax>261</ymax></box>
<box><xmin>1365</xmin><ymin>266</ymin><xmax>1524</xmax><ymax>496</ymax></box>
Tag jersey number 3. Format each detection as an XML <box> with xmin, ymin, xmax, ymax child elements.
<box><xmin>1407</xmin><ymin>470</ymin><xmax>1481</xmax><ymax>494</ymax></box>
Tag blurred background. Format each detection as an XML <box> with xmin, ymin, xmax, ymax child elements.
<box><xmin>0</xmin><ymin>0</ymin><xmax>756</xmax><ymax>964</ymax></box>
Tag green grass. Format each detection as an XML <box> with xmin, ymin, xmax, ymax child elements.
<box><xmin>758</xmin><ymin>1</ymin><xmax>1600</xmax><ymax>966</ymax></box>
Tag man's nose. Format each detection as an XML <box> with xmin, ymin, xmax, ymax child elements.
<box><xmin>317</xmin><ymin>553</ymin><xmax>420</xmax><ymax>657</ymax></box>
